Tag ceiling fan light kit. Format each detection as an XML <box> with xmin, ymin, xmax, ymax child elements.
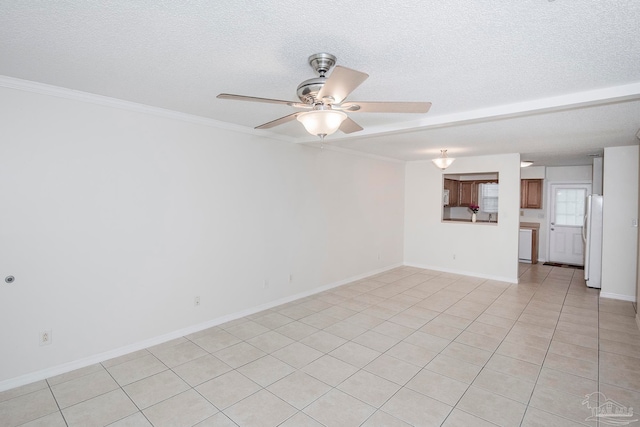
<box><xmin>217</xmin><ymin>53</ymin><xmax>431</xmax><ymax>139</ymax></box>
<box><xmin>297</xmin><ymin>109</ymin><xmax>347</xmax><ymax>139</ymax></box>
<box><xmin>432</xmin><ymin>150</ymin><xmax>455</xmax><ymax>170</ymax></box>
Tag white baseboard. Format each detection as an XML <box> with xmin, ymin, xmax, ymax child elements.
<box><xmin>403</xmin><ymin>262</ymin><xmax>517</xmax><ymax>284</ymax></box>
<box><xmin>600</xmin><ymin>292</ymin><xmax>636</xmax><ymax>302</ymax></box>
<box><xmin>0</xmin><ymin>263</ymin><xmax>402</xmax><ymax>393</ymax></box>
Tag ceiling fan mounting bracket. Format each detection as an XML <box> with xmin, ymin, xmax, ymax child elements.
<box><xmin>307</xmin><ymin>53</ymin><xmax>336</xmax><ymax>77</ymax></box>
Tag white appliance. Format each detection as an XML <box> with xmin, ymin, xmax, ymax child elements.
<box><xmin>519</xmin><ymin>229</ymin><xmax>533</xmax><ymax>263</ymax></box>
<box><xmin>583</xmin><ymin>194</ymin><xmax>603</xmax><ymax>289</ymax></box>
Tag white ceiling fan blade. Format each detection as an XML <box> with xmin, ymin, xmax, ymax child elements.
<box><xmin>341</xmin><ymin>101</ymin><xmax>432</xmax><ymax>113</ymax></box>
<box><xmin>217</xmin><ymin>93</ymin><xmax>295</xmax><ymax>106</ymax></box>
<box><xmin>339</xmin><ymin>117</ymin><xmax>364</xmax><ymax>134</ymax></box>
<box><xmin>317</xmin><ymin>66</ymin><xmax>369</xmax><ymax>104</ymax></box>
<box><xmin>255</xmin><ymin>113</ymin><xmax>301</xmax><ymax>129</ymax></box>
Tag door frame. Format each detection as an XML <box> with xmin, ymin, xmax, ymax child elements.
<box><xmin>545</xmin><ymin>180</ymin><xmax>592</xmax><ymax>265</ymax></box>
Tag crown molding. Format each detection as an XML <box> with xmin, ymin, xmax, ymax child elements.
<box><xmin>0</xmin><ymin>75</ymin><xmax>296</xmax><ymax>144</ymax></box>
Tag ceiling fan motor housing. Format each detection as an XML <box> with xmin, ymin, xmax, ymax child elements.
<box><xmin>296</xmin><ymin>53</ymin><xmax>337</xmax><ymax>105</ymax></box>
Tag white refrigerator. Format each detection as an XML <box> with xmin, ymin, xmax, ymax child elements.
<box><xmin>583</xmin><ymin>194</ymin><xmax>603</xmax><ymax>289</ymax></box>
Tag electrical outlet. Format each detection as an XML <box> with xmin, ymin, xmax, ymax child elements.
<box><xmin>39</xmin><ymin>330</ymin><xmax>52</xmax><ymax>346</ymax></box>
<box><xmin>194</xmin><ymin>296</ymin><xmax>200</xmax><ymax>307</ymax></box>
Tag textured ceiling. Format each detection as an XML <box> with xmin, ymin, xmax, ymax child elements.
<box><xmin>1</xmin><ymin>1</ymin><xmax>639</xmax><ymax>165</ymax></box>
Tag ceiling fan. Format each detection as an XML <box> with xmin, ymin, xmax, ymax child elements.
<box><xmin>217</xmin><ymin>53</ymin><xmax>432</xmax><ymax>139</ymax></box>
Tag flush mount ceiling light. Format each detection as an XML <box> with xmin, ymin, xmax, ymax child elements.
<box><xmin>296</xmin><ymin>108</ymin><xmax>347</xmax><ymax>139</ymax></box>
<box><xmin>520</xmin><ymin>161</ymin><xmax>534</xmax><ymax>167</ymax></box>
<box><xmin>432</xmin><ymin>149</ymin><xmax>455</xmax><ymax>170</ymax></box>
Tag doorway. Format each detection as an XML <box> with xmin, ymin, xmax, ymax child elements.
<box><xmin>548</xmin><ymin>183</ymin><xmax>591</xmax><ymax>265</ymax></box>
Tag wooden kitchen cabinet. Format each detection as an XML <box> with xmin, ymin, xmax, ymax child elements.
<box><xmin>458</xmin><ymin>181</ymin><xmax>475</xmax><ymax>207</ymax></box>
<box><xmin>521</xmin><ymin>179</ymin><xmax>543</xmax><ymax>209</ymax></box>
<box><xmin>444</xmin><ymin>178</ymin><xmax>459</xmax><ymax>206</ymax></box>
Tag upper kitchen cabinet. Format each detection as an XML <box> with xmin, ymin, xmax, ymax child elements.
<box><xmin>521</xmin><ymin>179</ymin><xmax>543</xmax><ymax>209</ymax></box>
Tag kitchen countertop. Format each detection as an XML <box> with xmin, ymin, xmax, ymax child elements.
<box><xmin>520</xmin><ymin>222</ymin><xmax>540</xmax><ymax>230</ymax></box>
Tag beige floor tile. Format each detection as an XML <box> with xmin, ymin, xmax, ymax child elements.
<box><xmin>598</xmin><ymin>383</ymin><xmax>640</xmax><ymax>416</ymax></box>
<box><xmin>520</xmin><ymin>406</ymin><xmax>587</xmax><ymax>427</ymax></box>
<box><xmin>536</xmin><ymin>367</ymin><xmax>597</xmax><ymax>398</ymax></box>
<box><xmin>302</xmin><ymin>355</ymin><xmax>358</xmax><ymax>387</ymax></box>
<box><xmin>300</xmin><ymin>312</ymin><xmax>341</xmax><ymax>329</ymax></box>
<box><xmin>267</xmin><ymin>371</ymin><xmax>331</xmax><ymax>410</ymax></box>
<box><xmin>108</xmin><ymin>411</ymin><xmax>153</xmax><ymax>426</ymax></box>
<box><xmin>352</xmin><ymin>330</ymin><xmax>399</xmax><ymax>352</ymax></box>
<box><xmin>62</xmin><ymin>389</ymin><xmax>138</xmax><ymax>427</ymax></box>
<box><xmin>253</xmin><ymin>312</ymin><xmax>294</xmax><ymax>329</ymax></box>
<box><xmin>143</xmin><ymin>389</ymin><xmax>217</xmax><ymax>427</ymax></box>
<box><xmin>299</xmin><ymin>330</ymin><xmax>347</xmax><ymax>353</ymax></box>
<box><xmin>345</xmin><ymin>313</ymin><xmax>385</xmax><ymax>329</ymax></box>
<box><xmin>551</xmin><ymin>329</ymin><xmax>597</xmax><ymax>349</ymax></box>
<box><xmin>495</xmin><ymin>340</ymin><xmax>547</xmax><ymax>365</ymax></box>
<box><xmin>510</xmin><ymin>321</ymin><xmax>555</xmax><ymax>340</ymax></box>
<box><xmin>475</xmin><ymin>313</ymin><xmax>516</xmax><ymax>329</ymax></box>
<box><xmin>246</xmin><ymin>330</ymin><xmax>295</xmax><ymax>353</ymax></box>
<box><xmin>425</xmin><ymin>354</ymin><xmax>482</xmax><ymax>384</ymax></box>
<box><xmin>403</xmin><ymin>331</ymin><xmax>451</xmax><ymax>352</ymax></box>
<box><xmin>237</xmin><ymin>355</ymin><xmax>295</xmax><ymax>387</ymax></box>
<box><xmin>472</xmin><ymin>368</ymin><xmax>535</xmax><ymax>404</ymax></box>
<box><xmin>149</xmin><ymin>340</ymin><xmax>208</xmax><ymax>368</ymax></box>
<box><xmin>381</xmin><ymin>387</ymin><xmax>452</xmax><ymax>427</ymax></box>
<box><xmin>419</xmin><ymin>322</ymin><xmax>463</xmax><ymax>340</ymax></box>
<box><xmin>51</xmin><ymin>369</ymin><xmax>119</xmax><ymax>408</ymax></box>
<box><xmin>485</xmin><ymin>353</ymin><xmax>540</xmax><ymax>382</ymax></box>
<box><xmin>441</xmin><ymin>408</ymin><xmax>500</xmax><ymax>427</ymax></box>
<box><xmin>457</xmin><ymin>386</ymin><xmax>526</xmax><ymax>427</ymax></box>
<box><xmin>196</xmin><ymin>371</ymin><xmax>260</xmax><ymax>410</ymax></box>
<box><xmin>364</xmin><ymin>354</ymin><xmax>421</xmax><ymax>385</ymax></box>
<box><xmin>0</xmin><ymin>388</ymin><xmax>59</xmax><ymax>427</ymax></box>
<box><xmin>275</xmin><ymin>322</ymin><xmax>319</xmax><ymax>341</ymax></box>
<box><xmin>548</xmin><ymin>340</ymin><xmax>597</xmax><ymax>364</ymax></box>
<box><xmin>271</xmin><ymin>342</ymin><xmax>323</xmax><ymax>369</ymax></box>
<box><xmin>556</xmin><ymin>320</ymin><xmax>598</xmax><ymax>338</ymax></box>
<box><xmin>337</xmin><ymin>370</ymin><xmax>400</xmax><ymax>408</ymax></box>
<box><xmin>224</xmin><ymin>389</ymin><xmax>296</xmax><ymax>427</ymax></box>
<box><xmin>543</xmin><ymin>352</ymin><xmax>598</xmax><ymax>380</ymax></box>
<box><xmin>102</xmin><ymin>349</ymin><xmax>151</xmax><ymax>369</ymax></box>
<box><xmin>47</xmin><ymin>364</ymin><xmax>105</xmax><ymax>387</ymax></box>
<box><xmin>529</xmin><ymin>385</ymin><xmax>596</xmax><ymax>426</ymax></box>
<box><xmin>430</xmin><ymin>313</ymin><xmax>474</xmax><ymax>329</ymax></box>
<box><xmin>192</xmin><ymin>330</ymin><xmax>242</xmax><ymax>353</ymax></box>
<box><xmin>454</xmin><ymin>330</ymin><xmax>501</xmax><ymax>352</ymax></box>
<box><xmin>503</xmin><ymin>329</ymin><xmax>551</xmax><ymax>351</ymax></box>
<box><xmin>304</xmin><ymin>388</ymin><xmax>376</xmax><ymax>427</ymax></box>
<box><xmin>599</xmin><ymin>337</ymin><xmax>640</xmax><ymax>358</ymax></box>
<box><xmin>195</xmin><ymin>412</ymin><xmax>238</xmax><ymax>426</ymax></box>
<box><xmin>329</xmin><ymin>341</ymin><xmax>381</xmax><ymax>368</ymax></box>
<box><xmin>276</xmin><ymin>304</ymin><xmax>316</xmax><ymax>320</ymax></box>
<box><xmin>172</xmin><ymin>354</ymin><xmax>232</xmax><ymax>387</ymax></box>
<box><xmin>371</xmin><ymin>321</ymin><xmax>414</xmax><ymax>339</ymax></box>
<box><xmin>406</xmin><ymin>369</ymin><xmax>469</xmax><ymax>406</ymax></box>
<box><xmin>278</xmin><ymin>411</ymin><xmax>323</xmax><ymax>427</ymax></box>
<box><xmin>106</xmin><ymin>354</ymin><xmax>167</xmax><ymax>386</ymax></box>
<box><xmin>323</xmin><ymin>320</ymin><xmax>368</xmax><ymax>340</ymax></box>
<box><xmin>385</xmin><ymin>341</ymin><xmax>437</xmax><ymax>367</ymax></box>
<box><xmin>465</xmin><ymin>321</ymin><xmax>509</xmax><ymax>340</ymax></box>
<box><xmin>360</xmin><ymin>410</ymin><xmax>412</xmax><ymax>426</ymax></box>
<box><xmin>214</xmin><ymin>342</ymin><xmax>266</xmax><ymax>369</ymax></box>
<box><xmin>123</xmin><ymin>370</ymin><xmax>189</xmax><ymax>409</ymax></box>
<box><xmin>599</xmin><ymin>361</ymin><xmax>640</xmax><ymax>392</ymax></box>
<box><xmin>19</xmin><ymin>411</ymin><xmax>68</xmax><ymax>427</ymax></box>
<box><xmin>318</xmin><ymin>305</ymin><xmax>358</xmax><ymax>321</ymax></box>
<box><xmin>441</xmin><ymin>342</ymin><xmax>492</xmax><ymax>366</ymax></box>
<box><xmin>600</xmin><ymin>350</ymin><xmax>640</xmax><ymax>373</ymax></box>
<box><xmin>0</xmin><ymin>380</ymin><xmax>48</xmax><ymax>404</ymax></box>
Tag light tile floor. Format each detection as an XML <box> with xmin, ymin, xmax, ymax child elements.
<box><xmin>2</xmin><ymin>263</ymin><xmax>640</xmax><ymax>426</ymax></box>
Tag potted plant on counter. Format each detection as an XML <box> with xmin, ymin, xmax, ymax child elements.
<box><xmin>469</xmin><ymin>204</ymin><xmax>479</xmax><ymax>223</ymax></box>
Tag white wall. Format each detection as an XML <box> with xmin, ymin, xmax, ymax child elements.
<box><xmin>602</xmin><ymin>145</ymin><xmax>639</xmax><ymax>300</ymax></box>
<box><xmin>0</xmin><ymin>86</ymin><xmax>405</xmax><ymax>386</ymax></box>
<box><xmin>404</xmin><ymin>154</ymin><xmax>521</xmax><ymax>282</ymax></box>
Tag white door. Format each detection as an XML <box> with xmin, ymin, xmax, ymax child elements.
<box><xmin>548</xmin><ymin>184</ymin><xmax>591</xmax><ymax>265</ymax></box>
